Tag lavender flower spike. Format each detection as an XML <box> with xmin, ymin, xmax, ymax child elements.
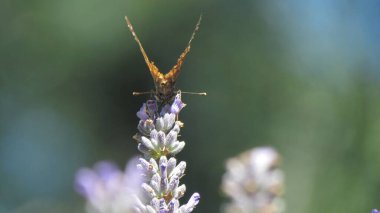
<box><xmin>222</xmin><ymin>147</ymin><xmax>285</xmax><ymax>213</ymax></box>
<box><xmin>134</xmin><ymin>93</ymin><xmax>200</xmax><ymax>213</ymax></box>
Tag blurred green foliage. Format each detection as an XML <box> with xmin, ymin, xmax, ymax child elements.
<box><xmin>1</xmin><ymin>0</ymin><xmax>380</xmax><ymax>212</ymax></box>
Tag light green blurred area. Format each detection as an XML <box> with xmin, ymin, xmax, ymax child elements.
<box><xmin>1</xmin><ymin>0</ymin><xmax>380</xmax><ymax>212</ymax></box>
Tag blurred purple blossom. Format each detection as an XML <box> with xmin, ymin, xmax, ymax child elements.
<box><xmin>75</xmin><ymin>157</ymin><xmax>142</xmax><ymax>213</ymax></box>
<box><xmin>137</xmin><ymin>103</ymin><xmax>150</xmax><ymax>121</ymax></box>
<box><xmin>222</xmin><ymin>147</ymin><xmax>284</xmax><ymax>213</ymax></box>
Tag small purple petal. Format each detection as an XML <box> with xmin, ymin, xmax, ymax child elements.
<box><xmin>170</xmin><ymin>94</ymin><xmax>186</xmax><ymax>114</ymax></box>
<box><xmin>74</xmin><ymin>168</ymin><xmax>97</xmax><ymax>198</ymax></box>
<box><xmin>373</xmin><ymin>209</ymin><xmax>380</xmax><ymax>213</ymax></box>
<box><xmin>146</xmin><ymin>100</ymin><xmax>158</xmax><ymax>115</ymax></box>
<box><xmin>137</xmin><ymin>103</ymin><xmax>149</xmax><ymax>121</ymax></box>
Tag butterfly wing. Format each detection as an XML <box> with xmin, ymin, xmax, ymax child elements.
<box><xmin>165</xmin><ymin>15</ymin><xmax>202</xmax><ymax>82</ymax></box>
<box><xmin>125</xmin><ymin>16</ymin><xmax>164</xmax><ymax>81</ymax></box>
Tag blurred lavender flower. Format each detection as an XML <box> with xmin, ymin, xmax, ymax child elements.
<box><xmin>221</xmin><ymin>147</ymin><xmax>284</xmax><ymax>213</ymax></box>
<box><xmin>75</xmin><ymin>158</ymin><xmax>142</xmax><ymax>213</ymax></box>
<box><xmin>373</xmin><ymin>209</ymin><xmax>379</xmax><ymax>213</ymax></box>
<box><xmin>133</xmin><ymin>93</ymin><xmax>200</xmax><ymax>213</ymax></box>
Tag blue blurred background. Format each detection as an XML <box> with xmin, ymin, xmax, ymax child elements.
<box><xmin>1</xmin><ymin>0</ymin><xmax>380</xmax><ymax>212</ymax></box>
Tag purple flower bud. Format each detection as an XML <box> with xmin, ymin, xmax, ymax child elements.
<box><xmin>146</xmin><ymin>100</ymin><xmax>158</xmax><ymax>117</ymax></box>
<box><xmin>146</xmin><ymin>100</ymin><xmax>157</xmax><ymax>111</ymax></box>
<box><xmin>178</xmin><ymin>193</ymin><xmax>200</xmax><ymax>212</ymax></box>
<box><xmin>137</xmin><ymin>100</ymin><xmax>158</xmax><ymax>121</ymax></box>
<box><xmin>160</xmin><ymin>162</ymin><xmax>168</xmax><ymax>193</ymax></box>
<box><xmin>170</xmin><ymin>94</ymin><xmax>186</xmax><ymax>114</ymax></box>
<box><xmin>187</xmin><ymin>193</ymin><xmax>200</xmax><ymax>208</ymax></box>
<box><xmin>137</xmin><ymin>103</ymin><xmax>149</xmax><ymax>121</ymax></box>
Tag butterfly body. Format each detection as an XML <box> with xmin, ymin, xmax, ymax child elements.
<box><xmin>125</xmin><ymin>16</ymin><xmax>201</xmax><ymax>104</ymax></box>
<box><xmin>154</xmin><ymin>74</ymin><xmax>175</xmax><ymax>102</ymax></box>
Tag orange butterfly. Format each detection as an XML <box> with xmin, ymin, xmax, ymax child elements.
<box><xmin>125</xmin><ymin>16</ymin><xmax>204</xmax><ymax>103</ymax></box>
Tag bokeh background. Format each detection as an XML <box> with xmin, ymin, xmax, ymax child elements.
<box><xmin>1</xmin><ymin>0</ymin><xmax>380</xmax><ymax>212</ymax></box>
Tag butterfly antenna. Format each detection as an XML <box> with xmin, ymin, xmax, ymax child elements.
<box><xmin>187</xmin><ymin>15</ymin><xmax>202</xmax><ymax>47</ymax></box>
<box><xmin>132</xmin><ymin>91</ymin><xmax>154</xmax><ymax>96</ymax></box>
<box><xmin>181</xmin><ymin>91</ymin><xmax>207</xmax><ymax>96</ymax></box>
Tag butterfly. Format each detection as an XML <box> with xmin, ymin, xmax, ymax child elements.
<box><xmin>125</xmin><ymin>15</ymin><xmax>205</xmax><ymax>104</ymax></box>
